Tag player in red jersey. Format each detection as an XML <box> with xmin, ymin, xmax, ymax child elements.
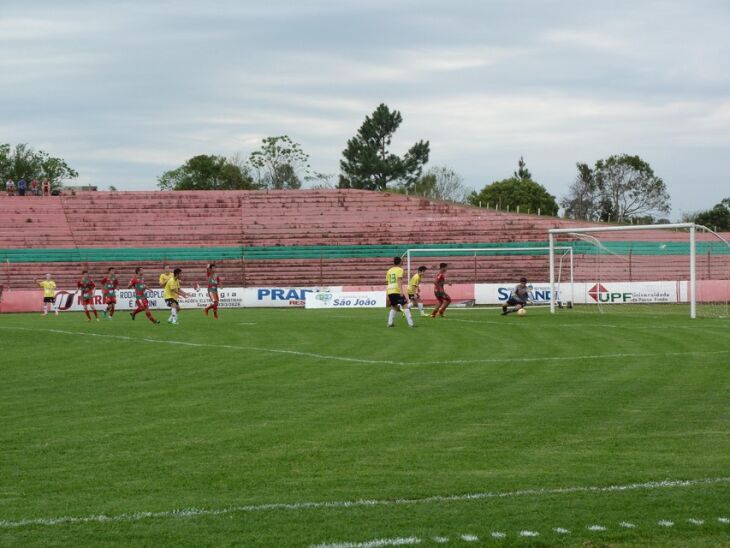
<box><xmin>77</xmin><ymin>270</ymin><xmax>99</xmax><ymax>321</ymax></box>
<box><xmin>430</xmin><ymin>262</ymin><xmax>451</xmax><ymax>318</ymax></box>
<box><xmin>128</xmin><ymin>267</ymin><xmax>160</xmax><ymax>324</ymax></box>
<box><xmin>100</xmin><ymin>267</ymin><xmax>119</xmax><ymax>319</ymax></box>
<box><xmin>203</xmin><ymin>263</ymin><xmax>221</xmax><ymax>319</ymax></box>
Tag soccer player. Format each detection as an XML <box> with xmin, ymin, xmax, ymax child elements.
<box><xmin>100</xmin><ymin>267</ymin><xmax>119</xmax><ymax>319</ymax></box>
<box><xmin>36</xmin><ymin>273</ymin><xmax>58</xmax><ymax>316</ymax></box>
<box><xmin>129</xmin><ymin>267</ymin><xmax>160</xmax><ymax>324</ymax></box>
<box><xmin>164</xmin><ymin>268</ymin><xmax>191</xmax><ymax>325</ymax></box>
<box><xmin>386</xmin><ymin>257</ymin><xmax>414</xmax><ymax>328</ymax></box>
<box><xmin>407</xmin><ymin>266</ymin><xmax>428</xmax><ymax>317</ymax></box>
<box><xmin>203</xmin><ymin>263</ymin><xmax>221</xmax><ymax>319</ymax></box>
<box><xmin>431</xmin><ymin>262</ymin><xmax>451</xmax><ymax>318</ymax></box>
<box><xmin>159</xmin><ymin>264</ymin><xmax>173</xmax><ymax>288</ymax></box>
<box><xmin>501</xmin><ymin>277</ymin><xmax>531</xmax><ymax>315</ymax></box>
<box><xmin>77</xmin><ymin>270</ymin><xmax>99</xmax><ymax>321</ymax></box>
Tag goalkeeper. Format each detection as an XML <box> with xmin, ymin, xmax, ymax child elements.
<box><xmin>501</xmin><ymin>277</ymin><xmax>532</xmax><ymax>315</ymax></box>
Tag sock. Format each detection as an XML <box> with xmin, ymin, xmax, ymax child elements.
<box><xmin>213</xmin><ymin>304</ymin><xmax>218</xmax><ymax>319</ymax></box>
<box><xmin>404</xmin><ymin>308</ymin><xmax>414</xmax><ymax>327</ymax></box>
<box><xmin>388</xmin><ymin>309</ymin><xmax>396</xmax><ymax>326</ymax></box>
<box><xmin>418</xmin><ymin>303</ymin><xmax>424</xmax><ymax>313</ymax></box>
<box><xmin>132</xmin><ymin>306</ymin><xmax>143</xmax><ymax>317</ymax></box>
<box><xmin>110</xmin><ymin>308</ymin><xmax>115</xmax><ymax>317</ymax></box>
<box><xmin>145</xmin><ymin>310</ymin><xmax>156</xmax><ymax>323</ymax></box>
<box><xmin>93</xmin><ymin>309</ymin><xmax>98</xmax><ymax>318</ymax></box>
<box><xmin>84</xmin><ymin>310</ymin><xmax>90</xmax><ymax>320</ymax></box>
<box><xmin>171</xmin><ymin>308</ymin><xmax>178</xmax><ymax>321</ymax></box>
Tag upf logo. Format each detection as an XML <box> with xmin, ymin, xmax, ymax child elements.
<box><xmin>588</xmin><ymin>284</ymin><xmax>632</xmax><ymax>303</ymax></box>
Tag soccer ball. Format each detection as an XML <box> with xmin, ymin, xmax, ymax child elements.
<box><xmin>517</xmin><ymin>308</ymin><xmax>526</xmax><ymax>316</ymax></box>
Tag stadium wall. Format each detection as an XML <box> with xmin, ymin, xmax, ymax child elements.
<box><xmin>1</xmin><ymin>190</ymin><xmax>728</xmax><ymax>311</ymax></box>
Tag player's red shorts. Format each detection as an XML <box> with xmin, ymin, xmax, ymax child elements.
<box><xmin>105</xmin><ymin>296</ymin><xmax>117</xmax><ymax>305</ymax></box>
<box><xmin>135</xmin><ymin>298</ymin><xmax>149</xmax><ymax>309</ymax></box>
<box><xmin>81</xmin><ymin>297</ymin><xmax>94</xmax><ymax>306</ymax></box>
<box><xmin>434</xmin><ymin>290</ymin><xmax>451</xmax><ymax>301</ymax></box>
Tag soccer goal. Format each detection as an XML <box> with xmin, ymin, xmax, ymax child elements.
<box><xmin>402</xmin><ymin>246</ymin><xmax>575</xmax><ymax>307</ymax></box>
<box><xmin>548</xmin><ymin>223</ymin><xmax>730</xmax><ymax>318</ymax></box>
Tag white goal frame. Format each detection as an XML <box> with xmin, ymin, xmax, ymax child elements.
<box><xmin>548</xmin><ymin>223</ymin><xmax>699</xmax><ymax>317</ymax></box>
<box><xmin>403</xmin><ymin>246</ymin><xmax>575</xmax><ymax>303</ymax></box>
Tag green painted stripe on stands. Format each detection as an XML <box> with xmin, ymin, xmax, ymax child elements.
<box><xmin>1</xmin><ymin>241</ymin><xmax>728</xmax><ymax>263</ymax></box>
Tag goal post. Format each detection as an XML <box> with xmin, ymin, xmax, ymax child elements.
<box><xmin>548</xmin><ymin>223</ymin><xmax>730</xmax><ymax>319</ymax></box>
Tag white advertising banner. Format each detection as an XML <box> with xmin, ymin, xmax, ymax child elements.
<box><xmin>305</xmin><ymin>290</ymin><xmax>386</xmax><ymax>309</ymax></box>
<box><xmin>474</xmin><ymin>281</ymin><xmax>683</xmax><ymax>306</ymax></box>
<box><xmin>52</xmin><ymin>286</ymin><xmax>340</xmax><ymax>312</ymax></box>
<box><xmin>474</xmin><ymin>282</ymin><xmax>564</xmax><ymax>305</ymax></box>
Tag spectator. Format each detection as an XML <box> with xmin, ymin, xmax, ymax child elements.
<box><xmin>42</xmin><ymin>178</ymin><xmax>51</xmax><ymax>196</ymax></box>
<box><xmin>30</xmin><ymin>179</ymin><xmax>39</xmax><ymax>196</ymax></box>
<box><xmin>17</xmin><ymin>177</ymin><xmax>27</xmax><ymax>196</ymax></box>
<box><xmin>5</xmin><ymin>179</ymin><xmax>15</xmax><ymax>196</ymax></box>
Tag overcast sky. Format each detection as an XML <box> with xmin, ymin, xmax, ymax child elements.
<box><xmin>2</xmin><ymin>0</ymin><xmax>728</xmax><ymax>217</ymax></box>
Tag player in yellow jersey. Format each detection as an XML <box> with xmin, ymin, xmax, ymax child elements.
<box><xmin>385</xmin><ymin>257</ymin><xmax>414</xmax><ymax>328</ymax></box>
<box><xmin>163</xmin><ymin>268</ymin><xmax>191</xmax><ymax>325</ymax></box>
<box><xmin>36</xmin><ymin>273</ymin><xmax>58</xmax><ymax>316</ymax></box>
<box><xmin>159</xmin><ymin>264</ymin><xmax>173</xmax><ymax>288</ymax></box>
<box><xmin>406</xmin><ymin>266</ymin><xmax>428</xmax><ymax>317</ymax></box>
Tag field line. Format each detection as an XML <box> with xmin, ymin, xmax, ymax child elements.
<box><xmin>0</xmin><ymin>477</ymin><xmax>728</xmax><ymax>529</ymax></box>
<box><xmin>1</xmin><ymin>326</ymin><xmax>729</xmax><ymax>366</ymax></box>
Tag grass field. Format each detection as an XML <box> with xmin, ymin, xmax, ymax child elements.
<box><xmin>1</xmin><ymin>306</ymin><xmax>729</xmax><ymax>547</ymax></box>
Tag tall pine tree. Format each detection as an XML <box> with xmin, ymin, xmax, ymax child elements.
<box><xmin>339</xmin><ymin>104</ymin><xmax>429</xmax><ymax>191</ymax></box>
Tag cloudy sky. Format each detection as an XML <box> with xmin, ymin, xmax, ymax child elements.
<box><xmin>2</xmin><ymin>0</ymin><xmax>728</xmax><ymax>217</ymax></box>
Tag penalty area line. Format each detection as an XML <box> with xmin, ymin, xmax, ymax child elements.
<box><xmin>1</xmin><ymin>326</ymin><xmax>729</xmax><ymax>366</ymax></box>
<box><xmin>0</xmin><ymin>477</ymin><xmax>728</xmax><ymax>529</ymax></box>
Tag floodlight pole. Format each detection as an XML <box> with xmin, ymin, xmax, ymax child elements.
<box><xmin>549</xmin><ymin>232</ymin><xmax>556</xmax><ymax>314</ymax></box>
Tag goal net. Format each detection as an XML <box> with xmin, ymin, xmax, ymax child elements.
<box><xmin>403</xmin><ymin>245</ymin><xmax>574</xmax><ymax>308</ymax></box>
<box><xmin>548</xmin><ymin>223</ymin><xmax>730</xmax><ymax>318</ymax></box>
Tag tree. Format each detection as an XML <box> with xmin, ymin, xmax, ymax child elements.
<box><xmin>561</xmin><ymin>163</ymin><xmax>601</xmax><ymax>220</ymax></box>
<box><xmin>339</xmin><ymin>103</ymin><xmax>430</xmax><ymax>191</ymax></box>
<box><xmin>468</xmin><ymin>158</ymin><xmax>559</xmax><ymax>215</ymax></box>
<box><xmin>593</xmin><ymin>154</ymin><xmax>670</xmax><ymax>223</ymax></box>
<box><xmin>0</xmin><ymin>143</ymin><xmax>78</xmax><ymax>192</ymax></box>
<box><xmin>157</xmin><ymin>154</ymin><xmax>256</xmax><ymax>190</ymax></box>
<box><xmin>513</xmin><ymin>156</ymin><xmax>532</xmax><ymax>181</ymax></box>
<box><xmin>468</xmin><ymin>178</ymin><xmax>559</xmax><ymax>215</ymax></box>
<box><xmin>561</xmin><ymin>155</ymin><xmax>670</xmax><ymax>223</ymax></box>
<box><xmin>395</xmin><ymin>166</ymin><xmax>468</xmax><ymax>202</ymax></box>
<box><xmin>248</xmin><ymin>135</ymin><xmax>309</xmax><ymax>190</ymax></box>
<box><xmin>693</xmin><ymin>198</ymin><xmax>730</xmax><ymax>231</ymax></box>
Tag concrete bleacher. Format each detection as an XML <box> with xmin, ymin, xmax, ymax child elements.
<box><xmin>1</xmin><ymin>190</ymin><xmax>728</xmax><ymax>291</ymax></box>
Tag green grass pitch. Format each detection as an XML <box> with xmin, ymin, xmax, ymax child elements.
<box><xmin>1</xmin><ymin>306</ymin><xmax>729</xmax><ymax>547</ymax></box>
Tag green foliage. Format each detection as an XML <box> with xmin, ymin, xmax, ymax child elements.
<box><xmin>513</xmin><ymin>156</ymin><xmax>532</xmax><ymax>181</ymax></box>
<box><xmin>594</xmin><ymin>154</ymin><xmax>670</xmax><ymax>223</ymax></box>
<box><xmin>468</xmin><ymin>159</ymin><xmax>557</xmax><ymax>215</ymax></box>
<box><xmin>564</xmin><ymin>154</ymin><xmax>670</xmax><ymax>222</ymax></box>
<box><xmin>339</xmin><ymin>103</ymin><xmax>430</xmax><ymax>191</ymax></box>
<box><xmin>248</xmin><ymin>135</ymin><xmax>309</xmax><ymax>190</ymax></box>
<box><xmin>468</xmin><ymin>177</ymin><xmax>558</xmax><ymax>215</ymax></box>
<box><xmin>693</xmin><ymin>198</ymin><xmax>730</xmax><ymax>231</ymax></box>
<box><xmin>561</xmin><ymin>163</ymin><xmax>601</xmax><ymax>220</ymax></box>
<box><xmin>157</xmin><ymin>155</ymin><xmax>256</xmax><ymax>191</ymax></box>
<box><xmin>0</xmin><ymin>143</ymin><xmax>78</xmax><ymax>191</ymax></box>
<box><xmin>393</xmin><ymin>166</ymin><xmax>468</xmax><ymax>203</ymax></box>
